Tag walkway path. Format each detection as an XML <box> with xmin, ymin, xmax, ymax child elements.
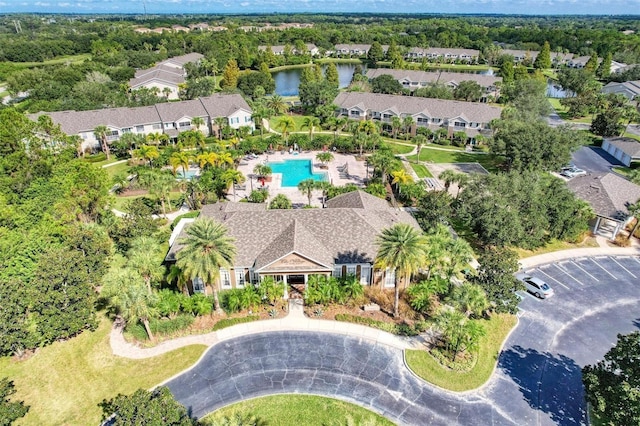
<box><xmin>110</xmin><ymin>299</ymin><xmax>422</xmax><ymax>360</ymax></box>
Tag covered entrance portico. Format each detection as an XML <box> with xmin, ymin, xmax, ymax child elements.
<box><xmin>256</xmin><ymin>251</ymin><xmax>333</xmax><ymax>300</ymax></box>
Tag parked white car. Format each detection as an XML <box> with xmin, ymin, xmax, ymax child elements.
<box><xmin>560</xmin><ymin>166</ymin><xmax>587</xmax><ymax>178</ymax></box>
<box><xmin>516</xmin><ymin>273</ymin><xmax>555</xmax><ymax>299</ymax></box>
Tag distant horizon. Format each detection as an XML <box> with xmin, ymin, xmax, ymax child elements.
<box><xmin>2</xmin><ymin>1</ymin><xmax>640</xmax><ymax>17</ymax></box>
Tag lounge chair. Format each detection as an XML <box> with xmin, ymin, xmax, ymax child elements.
<box><xmin>337</xmin><ymin>162</ymin><xmax>348</xmax><ymax>172</ymax></box>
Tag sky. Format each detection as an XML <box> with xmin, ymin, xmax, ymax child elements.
<box><xmin>1</xmin><ymin>0</ymin><xmax>640</xmax><ymax>15</ymax></box>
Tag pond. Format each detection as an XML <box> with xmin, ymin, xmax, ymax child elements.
<box><xmin>272</xmin><ymin>64</ymin><xmax>357</xmax><ymax>96</ymax></box>
<box><xmin>547</xmin><ymin>79</ymin><xmax>572</xmax><ymax>98</ymax></box>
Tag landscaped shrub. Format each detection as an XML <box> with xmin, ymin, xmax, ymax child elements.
<box><xmin>212</xmin><ymin>315</ymin><xmax>260</xmax><ymax>331</ymax></box>
<box><xmin>334</xmin><ymin>314</ymin><xmax>421</xmax><ymax>336</ymax></box>
<box><xmin>84</xmin><ymin>152</ymin><xmax>107</xmax><ymax>163</ymax></box>
<box><xmin>170</xmin><ymin>211</ymin><xmax>200</xmax><ymax>230</ymax></box>
<box><xmin>156</xmin><ymin>289</ymin><xmax>182</xmax><ymax>318</ymax></box>
<box><xmin>221</xmin><ymin>288</ymin><xmax>243</xmax><ymax>313</ymax></box>
<box><xmin>125</xmin><ymin>315</ymin><xmax>195</xmax><ymax>341</ymax></box>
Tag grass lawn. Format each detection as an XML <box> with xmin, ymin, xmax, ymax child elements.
<box><xmin>622</xmin><ymin>131</ymin><xmax>640</xmax><ymax>142</ymax></box>
<box><xmin>407</xmin><ymin>149</ymin><xmax>503</xmax><ymax>172</ymax></box>
<box><xmin>514</xmin><ymin>235</ymin><xmax>600</xmax><ymax>259</ymax></box>
<box><xmin>314</xmin><ymin>58</ymin><xmax>363</xmax><ymax>65</ymax></box>
<box><xmin>410</xmin><ymin>162</ymin><xmax>433</xmax><ymax>178</ymax></box>
<box><xmin>547</xmin><ymin>98</ymin><xmax>592</xmax><ymax>123</ymax></box>
<box><xmin>103</xmin><ymin>161</ymin><xmax>131</xmax><ymax>180</ymax></box>
<box><xmin>269</xmin><ymin>114</ymin><xmax>313</xmax><ymax>133</ymax></box>
<box><xmin>200</xmin><ymin>394</ymin><xmax>395</xmax><ymax>426</ymax></box>
<box><xmin>405</xmin><ymin>313</ymin><xmax>517</xmax><ymax>392</ymax></box>
<box><xmin>112</xmin><ymin>191</ymin><xmax>183</xmax><ymax>213</ymax></box>
<box><xmin>7</xmin><ymin>53</ymin><xmax>91</xmax><ymax>70</ymax></box>
<box><xmin>0</xmin><ymin>317</ymin><xmax>206</xmax><ymax>425</ymax></box>
<box><xmin>386</xmin><ymin>141</ymin><xmax>415</xmax><ymax>155</ymax></box>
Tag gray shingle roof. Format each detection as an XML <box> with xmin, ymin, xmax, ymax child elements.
<box><xmin>334</xmin><ymin>92</ymin><xmax>502</xmax><ymax>124</ymax></box>
<box><xmin>135</xmin><ymin>64</ymin><xmax>184</xmax><ymax>79</ymax></box>
<box><xmin>199</xmin><ymin>93</ymin><xmax>252</xmax><ymax>117</ymax></box>
<box><xmin>155</xmin><ymin>99</ymin><xmax>209</xmax><ymax>123</ymax></box>
<box><xmin>130</xmin><ymin>69</ymin><xmax>185</xmax><ymax>88</ymax></box>
<box><xmin>160</xmin><ymin>52</ymin><xmax>204</xmax><ymax>67</ymax></box>
<box><xmin>166</xmin><ymin>190</ymin><xmax>420</xmax><ymax>267</ymax></box>
<box><xmin>365</xmin><ymin>69</ymin><xmax>501</xmax><ymax>88</ymax></box>
<box><xmin>326</xmin><ymin>190</ymin><xmax>392</xmax><ymax>210</ymax></box>
<box><xmin>40</xmin><ymin>105</ymin><xmax>162</xmax><ymax>135</ymax></box>
<box><xmin>567</xmin><ymin>173</ymin><xmax>640</xmax><ymax>221</ymax></box>
<box><xmin>605</xmin><ymin>137</ymin><xmax>640</xmax><ymax>158</ymax></box>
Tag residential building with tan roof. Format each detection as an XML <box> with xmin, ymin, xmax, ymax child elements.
<box><xmin>406</xmin><ymin>47</ymin><xmax>479</xmax><ymax>63</ymax></box>
<box><xmin>258</xmin><ymin>44</ymin><xmax>319</xmax><ymax>56</ymax></box>
<box><xmin>165</xmin><ymin>190</ymin><xmax>420</xmax><ymax>295</ymax></box>
<box><xmin>129</xmin><ymin>53</ymin><xmax>204</xmax><ymax>100</ymax></box>
<box><xmin>366</xmin><ymin>68</ymin><xmax>502</xmax><ymax>101</ymax></box>
<box><xmin>30</xmin><ymin>94</ymin><xmax>253</xmax><ymax>152</ymax></box>
<box><xmin>333</xmin><ymin>92</ymin><xmax>501</xmax><ymax>140</ymax></box>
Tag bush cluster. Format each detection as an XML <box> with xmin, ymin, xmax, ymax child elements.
<box><xmin>335</xmin><ymin>314</ymin><xmax>427</xmax><ymax>336</ymax></box>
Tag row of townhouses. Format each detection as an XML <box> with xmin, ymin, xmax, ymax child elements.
<box><xmin>333</xmin><ymin>92</ymin><xmax>502</xmax><ymax>139</ymax></box>
<box><xmin>365</xmin><ymin>69</ymin><xmax>502</xmax><ymax>101</ymax></box>
<box><xmin>30</xmin><ymin>94</ymin><xmax>254</xmax><ymax>152</ymax></box>
<box><xmin>129</xmin><ymin>53</ymin><xmax>204</xmax><ymax>100</ymax></box>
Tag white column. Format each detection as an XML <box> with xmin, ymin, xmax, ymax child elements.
<box><xmin>594</xmin><ymin>216</ymin><xmax>601</xmax><ymax>235</ymax></box>
<box><xmin>283</xmin><ymin>275</ymin><xmax>288</xmax><ymax>300</ymax></box>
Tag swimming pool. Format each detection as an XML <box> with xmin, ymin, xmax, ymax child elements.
<box><xmin>176</xmin><ymin>170</ymin><xmax>199</xmax><ymax>180</ymax></box>
<box><xmin>267</xmin><ymin>159</ymin><xmax>327</xmax><ymax>187</ymax></box>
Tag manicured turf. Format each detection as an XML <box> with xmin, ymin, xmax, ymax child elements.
<box><xmin>386</xmin><ymin>141</ymin><xmax>415</xmax><ymax>155</ymax></box>
<box><xmin>0</xmin><ymin>317</ymin><xmax>206</xmax><ymax>425</ymax></box>
<box><xmin>406</xmin><ymin>149</ymin><xmax>503</xmax><ymax>172</ymax></box>
<box><xmin>514</xmin><ymin>236</ymin><xmax>600</xmax><ymax>259</ymax></box>
<box><xmin>410</xmin><ymin>162</ymin><xmax>433</xmax><ymax>178</ymax></box>
<box><xmin>200</xmin><ymin>394</ymin><xmax>395</xmax><ymax>426</ymax></box>
<box><xmin>103</xmin><ymin>161</ymin><xmax>131</xmax><ymax>179</ymax></box>
<box><xmin>405</xmin><ymin>314</ymin><xmax>517</xmax><ymax>392</ymax></box>
<box><xmin>269</xmin><ymin>115</ymin><xmax>314</xmax><ymax>133</ymax></box>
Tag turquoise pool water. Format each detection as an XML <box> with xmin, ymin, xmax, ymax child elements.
<box><xmin>177</xmin><ymin>170</ymin><xmax>199</xmax><ymax>180</ymax></box>
<box><xmin>267</xmin><ymin>159</ymin><xmax>327</xmax><ymax>187</ymax></box>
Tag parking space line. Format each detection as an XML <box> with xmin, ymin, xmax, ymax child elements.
<box><xmin>535</xmin><ymin>268</ymin><xmax>570</xmax><ymax>289</ymax></box>
<box><xmin>571</xmin><ymin>260</ymin><xmax>599</xmax><ymax>282</ymax></box>
<box><xmin>555</xmin><ymin>263</ymin><xmax>585</xmax><ymax>286</ymax></box>
<box><xmin>610</xmin><ymin>257</ymin><xmax>637</xmax><ymax>278</ymax></box>
<box><xmin>590</xmin><ymin>258</ymin><xmax>618</xmax><ymax>280</ymax></box>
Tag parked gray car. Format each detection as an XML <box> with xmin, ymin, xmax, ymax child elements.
<box><xmin>560</xmin><ymin>166</ymin><xmax>587</xmax><ymax>178</ymax></box>
<box><xmin>516</xmin><ymin>273</ymin><xmax>555</xmax><ymax>299</ymax></box>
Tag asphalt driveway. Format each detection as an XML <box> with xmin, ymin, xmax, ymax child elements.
<box><xmin>571</xmin><ymin>146</ymin><xmax>625</xmax><ymax>175</ymax></box>
<box><xmin>166</xmin><ymin>255</ymin><xmax>640</xmax><ymax>425</ymax></box>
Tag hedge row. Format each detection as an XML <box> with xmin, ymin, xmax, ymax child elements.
<box><xmin>211</xmin><ymin>315</ymin><xmax>260</xmax><ymax>331</ymax></box>
<box><xmin>334</xmin><ymin>314</ymin><xmax>427</xmax><ymax>336</ymax></box>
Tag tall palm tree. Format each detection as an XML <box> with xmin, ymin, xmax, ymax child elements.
<box><xmin>169</xmin><ymin>151</ymin><xmax>191</xmax><ymax>177</ymax></box>
<box><xmin>391</xmin><ymin>116</ymin><xmax>402</xmax><ymax>139</ymax></box>
<box><xmin>369</xmin><ymin>151</ymin><xmax>396</xmax><ymax>184</ymax></box>
<box><xmin>439</xmin><ymin>169</ymin><xmax>458</xmax><ymax>192</ymax></box>
<box><xmin>301</xmin><ymin>116</ymin><xmax>321</xmax><ymax>142</ymax></box>
<box><xmin>277</xmin><ymin>116</ymin><xmax>296</xmax><ymax>146</ymax></box>
<box><xmin>216</xmin><ymin>151</ymin><xmax>234</xmax><ymax>169</ymax></box>
<box><xmin>414</xmin><ymin>134</ymin><xmax>426</xmax><ymax>164</ymax></box>
<box><xmin>391</xmin><ymin>169</ymin><xmax>413</xmax><ymax>193</ymax></box>
<box><xmin>402</xmin><ymin>116</ymin><xmax>415</xmax><ymax>140</ymax></box>
<box><xmin>176</xmin><ymin>218</ymin><xmax>236</xmax><ymax>313</ymax></box>
<box><xmin>145</xmin><ymin>132</ymin><xmax>162</xmax><ymax>146</ymax></box>
<box><xmin>167</xmin><ymin>265</ymin><xmax>190</xmax><ymax>295</ymax></box>
<box><xmin>120</xmin><ymin>283</ymin><xmax>158</xmax><ymax>342</ymax></box>
<box><xmin>191</xmin><ymin>116</ymin><xmax>205</xmax><ymax>134</ymax></box>
<box><xmin>127</xmin><ymin>236</ymin><xmax>165</xmax><ymax>294</ymax></box>
<box><xmin>134</xmin><ymin>145</ymin><xmax>159</xmax><ymax>167</ymax></box>
<box><xmin>93</xmin><ymin>125</ymin><xmax>111</xmax><ymax>160</ymax></box>
<box><xmin>214</xmin><ymin>117</ymin><xmax>227</xmax><ymax>139</ymax></box>
<box><xmin>298</xmin><ymin>178</ymin><xmax>317</xmax><ymax>207</ymax></box>
<box><xmin>223</xmin><ymin>169</ymin><xmax>245</xmax><ymax>200</ymax></box>
<box><xmin>375</xmin><ymin>223</ymin><xmax>427</xmax><ymax>317</ymax></box>
<box><xmin>196</xmin><ymin>151</ymin><xmax>218</xmax><ymax>170</ymax></box>
<box><xmin>252</xmin><ymin>106</ymin><xmax>270</xmax><ymax>140</ymax></box>
<box><xmin>331</xmin><ymin>116</ymin><xmax>349</xmax><ymax>143</ymax></box>
<box><xmin>267</xmin><ymin>94</ymin><xmax>288</xmax><ymax>116</ymax></box>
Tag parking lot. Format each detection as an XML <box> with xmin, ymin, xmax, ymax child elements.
<box><xmin>570</xmin><ymin>146</ymin><xmax>625</xmax><ymax>175</ymax></box>
<box><xmin>481</xmin><ymin>255</ymin><xmax>640</xmax><ymax>426</ymax></box>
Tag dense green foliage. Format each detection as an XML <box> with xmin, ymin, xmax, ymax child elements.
<box><xmin>99</xmin><ymin>386</ymin><xmax>198</xmax><ymax>426</ymax></box>
<box><xmin>0</xmin><ymin>378</ymin><xmax>29</xmax><ymax>426</ymax></box>
<box><xmin>471</xmin><ymin>247</ymin><xmax>523</xmax><ymax>314</ymax></box>
<box><xmin>582</xmin><ymin>331</ymin><xmax>640</xmax><ymax>425</ymax></box>
<box><xmin>456</xmin><ymin>171</ymin><xmax>592</xmax><ymax>249</ymax></box>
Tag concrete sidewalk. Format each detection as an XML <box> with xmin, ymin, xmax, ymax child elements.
<box><xmin>110</xmin><ymin>299</ymin><xmax>422</xmax><ymax>359</ymax></box>
<box><xmin>519</xmin><ymin>236</ymin><xmax>640</xmax><ymax>270</ymax></box>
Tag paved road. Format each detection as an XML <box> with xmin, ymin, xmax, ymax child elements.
<box><xmin>482</xmin><ymin>255</ymin><xmax>640</xmax><ymax>426</ymax></box>
<box><xmin>166</xmin><ymin>255</ymin><xmax>640</xmax><ymax>425</ymax></box>
<box><xmin>571</xmin><ymin>146</ymin><xmax>625</xmax><ymax>175</ymax></box>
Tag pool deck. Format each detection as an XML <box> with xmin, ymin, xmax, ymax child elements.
<box><xmin>235</xmin><ymin>150</ymin><xmax>368</xmax><ymax>207</ymax></box>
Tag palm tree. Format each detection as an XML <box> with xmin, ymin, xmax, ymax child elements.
<box><xmin>277</xmin><ymin>116</ymin><xmax>296</xmax><ymax>146</ymax></box>
<box><xmin>266</xmin><ymin>94</ymin><xmax>288</xmax><ymax>116</ymax></box>
<box><xmin>120</xmin><ymin>283</ymin><xmax>158</xmax><ymax>342</ymax></box>
<box><xmin>134</xmin><ymin>145</ymin><xmax>159</xmax><ymax>167</ymax></box>
<box><xmin>196</xmin><ymin>151</ymin><xmax>218</xmax><ymax>170</ymax></box>
<box><xmin>169</xmin><ymin>151</ymin><xmax>191</xmax><ymax>177</ymax></box>
<box><xmin>375</xmin><ymin>223</ymin><xmax>428</xmax><ymax>317</ymax></box>
<box><xmin>369</xmin><ymin>151</ymin><xmax>396</xmax><ymax>184</ymax></box>
<box><xmin>331</xmin><ymin>116</ymin><xmax>349</xmax><ymax>143</ymax></box>
<box><xmin>298</xmin><ymin>178</ymin><xmax>317</xmax><ymax>207</ymax></box>
<box><xmin>391</xmin><ymin>116</ymin><xmax>402</xmax><ymax>139</ymax></box>
<box><xmin>176</xmin><ymin>218</ymin><xmax>236</xmax><ymax>313</ymax></box>
<box><xmin>627</xmin><ymin>200</ymin><xmax>640</xmax><ymax>240</ymax></box>
<box><xmin>449</xmin><ymin>283</ymin><xmax>488</xmax><ymax>318</ymax></box>
<box><xmin>315</xmin><ymin>151</ymin><xmax>334</xmax><ymax>168</ymax></box>
<box><xmin>252</xmin><ymin>106</ymin><xmax>270</xmax><ymax>140</ymax></box>
<box><xmin>223</xmin><ymin>169</ymin><xmax>245</xmax><ymax>200</ymax></box>
<box><xmin>145</xmin><ymin>132</ymin><xmax>163</xmax><ymax>146</ymax></box>
<box><xmin>138</xmin><ymin>169</ymin><xmax>175</xmax><ymax>217</ymax></box>
<box><xmin>216</xmin><ymin>151</ymin><xmax>234</xmax><ymax>169</ymax></box>
<box><xmin>453</xmin><ymin>173</ymin><xmax>470</xmax><ymax>199</ymax></box>
<box><xmin>414</xmin><ymin>134</ymin><xmax>426</xmax><ymax>164</ymax></box>
<box><xmin>214</xmin><ymin>117</ymin><xmax>227</xmax><ymax>139</ymax></box>
<box><xmin>301</xmin><ymin>116</ymin><xmax>321</xmax><ymax>142</ymax></box>
<box><xmin>167</xmin><ymin>265</ymin><xmax>190</xmax><ymax>295</ymax></box>
<box><xmin>402</xmin><ymin>116</ymin><xmax>415</xmax><ymax>140</ymax></box>
<box><xmin>439</xmin><ymin>169</ymin><xmax>458</xmax><ymax>192</ymax></box>
<box><xmin>391</xmin><ymin>169</ymin><xmax>413</xmax><ymax>193</ymax></box>
<box><xmin>93</xmin><ymin>125</ymin><xmax>111</xmax><ymax>160</ymax></box>
<box><xmin>435</xmin><ymin>308</ymin><xmax>485</xmax><ymax>362</ymax></box>
<box><xmin>191</xmin><ymin>116</ymin><xmax>205</xmax><ymax>134</ymax></box>
<box><xmin>127</xmin><ymin>236</ymin><xmax>165</xmax><ymax>294</ymax></box>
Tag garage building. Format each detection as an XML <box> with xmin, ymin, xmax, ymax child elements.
<box><xmin>602</xmin><ymin>137</ymin><xmax>640</xmax><ymax>167</ymax></box>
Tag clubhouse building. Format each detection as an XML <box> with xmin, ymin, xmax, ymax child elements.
<box><xmin>165</xmin><ymin>191</ymin><xmax>420</xmax><ymax>295</ymax></box>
